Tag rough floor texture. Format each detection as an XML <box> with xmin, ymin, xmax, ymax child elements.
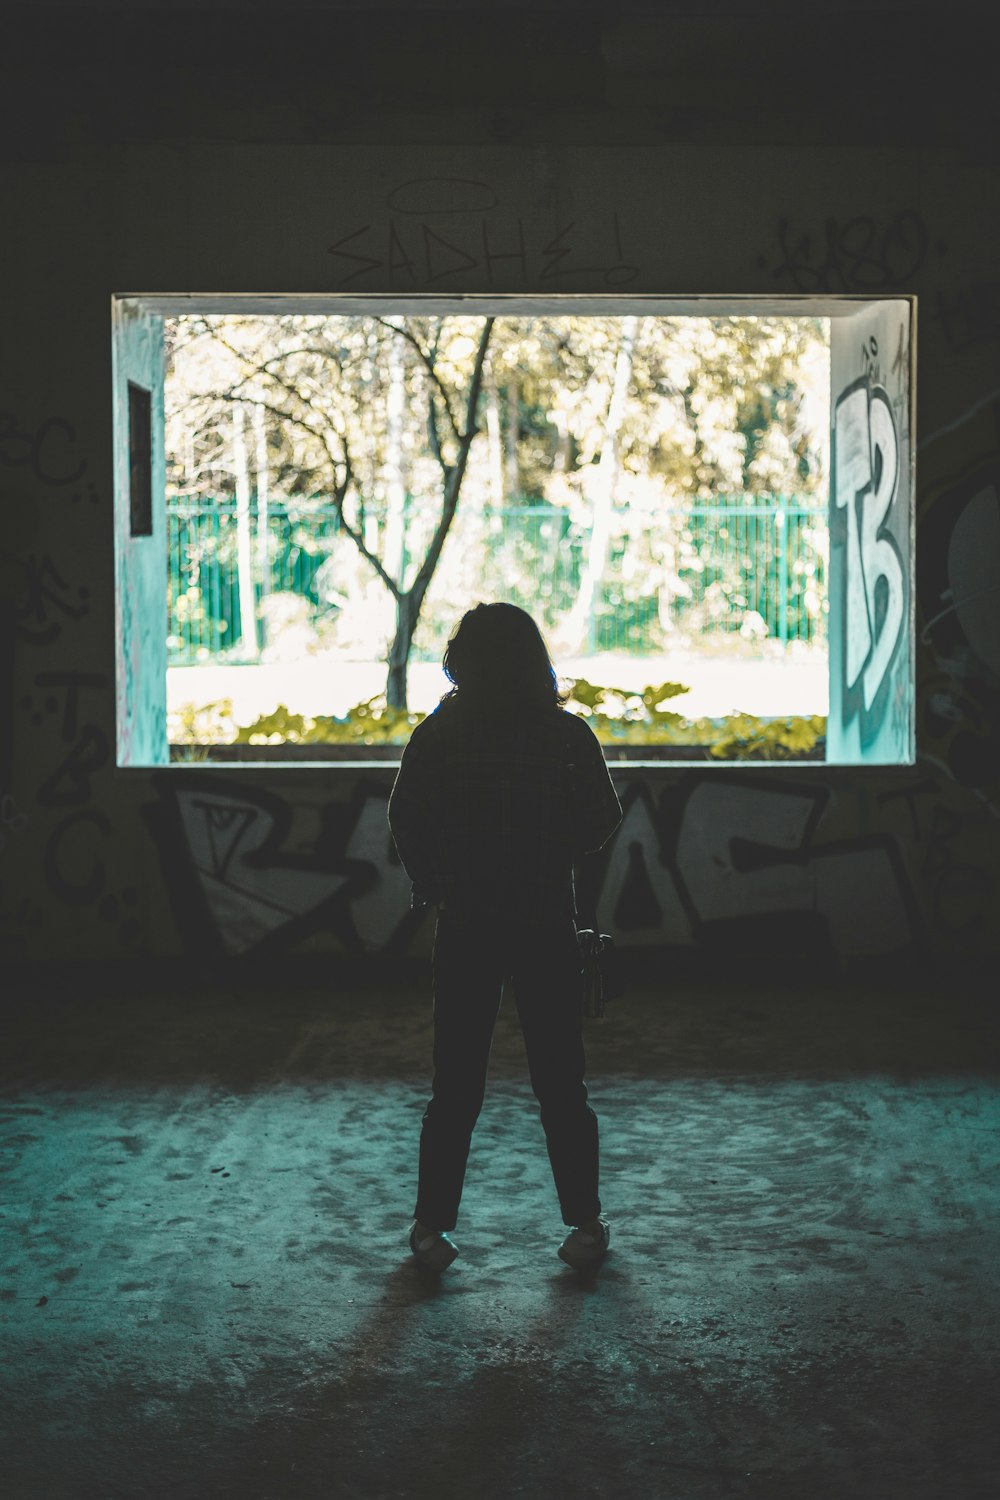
<box><xmin>2</xmin><ymin>968</ymin><xmax>998</xmax><ymax>1500</ymax></box>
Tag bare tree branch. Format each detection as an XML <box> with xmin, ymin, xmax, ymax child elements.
<box><xmin>242</xmin><ymin>367</ymin><xmax>352</xmax><ymax>457</ymax></box>
<box><xmin>207</xmin><ymin>389</ymin><xmax>338</xmax><ymax>469</ymax></box>
<box><xmin>323</xmin><ymin>451</ymin><xmax>402</xmax><ymax>600</ymax></box>
<box><xmin>183</xmin><ymin>315</ymin><xmax>495</xmax><ymax>679</ymax></box>
<box><xmin>206</xmin><ymin>390</ymin><xmax>400</xmax><ymax>599</ymax></box>
<box><xmin>461</xmin><ymin>318</ymin><xmax>496</xmax><ymax>443</ymax></box>
<box><xmin>408</xmin><ymin>316</ymin><xmax>494</xmax><ymax>611</ymax></box>
<box><xmin>426</xmin><ymin>389</ymin><xmax>450</xmax><ymax>480</ymax></box>
<box><xmin>373</xmin><ymin>317</ymin><xmax>461</xmax><ymax>443</ymax></box>
<box><xmin>205</xmin><ymin>331</ymin><xmax>353</xmax><ymax>456</ymax></box>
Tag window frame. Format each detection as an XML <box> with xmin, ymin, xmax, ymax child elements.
<box><xmin>112</xmin><ymin>291</ymin><xmax>916</xmax><ymax>774</ymax></box>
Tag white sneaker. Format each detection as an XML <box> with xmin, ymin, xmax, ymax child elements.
<box><xmin>409</xmin><ymin>1222</ymin><xmax>459</xmax><ymax>1271</ymax></box>
<box><xmin>558</xmin><ymin>1216</ymin><xmax>610</xmax><ymax>1269</ymax></box>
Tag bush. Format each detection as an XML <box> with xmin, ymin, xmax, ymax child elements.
<box><xmin>170</xmin><ymin>679</ymin><xmax>825</xmax><ymax>760</ymax></box>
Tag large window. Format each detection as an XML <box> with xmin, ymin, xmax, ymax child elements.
<box><xmin>112</xmin><ymin>294</ymin><xmax>915</xmax><ymax>768</ymax></box>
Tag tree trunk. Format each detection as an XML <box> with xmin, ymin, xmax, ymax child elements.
<box><xmin>252</xmin><ymin>399</ymin><xmax>270</xmax><ymax>644</ymax></box>
<box><xmin>562</xmin><ymin>316</ymin><xmax>639</xmax><ymax>656</ymax></box>
<box><xmin>383</xmin><ymin>316</ymin><xmax>495</xmax><ymax>710</ymax></box>
<box><xmin>485</xmin><ymin>358</ymin><xmax>505</xmax><ymax>506</ymax></box>
<box><xmin>382</xmin><ymin>321</ymin><xmax>408</xmax><ymax>585</ymax></box>
<box><xmin>552</xmin><ymin>410</ymin><xmax>571</xmax><ymax>474</ymax></box>
<box><xmin>231</xmin><ymin>402</ymin><xmax>259</xmax><ymax>658</ymax></box>
<box><xmin>386</xmin><ymin>592</ymin><xmax>417</xmax><ymax>710</ymax></box>
<box><xmin>505</xmin><ymin>374</ymin><xmax>519</xmax><ymax>501</ymax></box>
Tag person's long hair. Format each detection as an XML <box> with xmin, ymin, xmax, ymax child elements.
<box><xmin>440</xmin><ymin>603</ymin><xmax>566</xmax><ymax>717</ymax></box>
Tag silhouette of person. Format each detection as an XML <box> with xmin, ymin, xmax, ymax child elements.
<box><xmin>387</xmin><ymin>603</ymin><xmax>623</xmax><ymax>1270</ymax></box>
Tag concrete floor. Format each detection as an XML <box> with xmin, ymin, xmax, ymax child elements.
<box><xmin>2</xmin><ymin>967</ymin><xmax>998</xmax><ymax>1500</ymax></box>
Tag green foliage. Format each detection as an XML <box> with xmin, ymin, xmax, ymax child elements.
<box><xmin>707</xmin><ymin>713</ymin><xmax>826</xmax><ymax>760</ymax></box>
<box><xmin>170</xmin><ymin>680</ymin><xmax>825</xmax><ymax>760</ymax></box>
<box><xmin>232</xmin><ymin>694</ymin><xmax>425</xmax><ymax>746</ymax></box>
<box><xmin>170</xmin><ymin>698</ymin><xmax>238</xmax><ymax>746</ymax></box>
<box><xmin>562</xmin><ymin>677</ymin><xmax>693</xmax><ymax>740</ymax></box>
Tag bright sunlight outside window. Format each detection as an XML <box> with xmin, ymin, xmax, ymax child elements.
<box><xmin>160</xmin><ymin>310</ymin><xmax>833</xmax><ymax>763</ymax></box>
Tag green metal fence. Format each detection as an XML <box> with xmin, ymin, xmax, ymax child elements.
<box><xmin>667</xmin><ymin>492</ymin><xmax>826</xmax><ymax>647</ymax></box>
<box><xmin>167</xmin><ymin>493</ymin><xmax>827</xmax><ymax>665</ymax></box>
<box><xmin>167</xmin><ymin>497</ymin><xmax>341</xmax><ymax>663</ymax></box>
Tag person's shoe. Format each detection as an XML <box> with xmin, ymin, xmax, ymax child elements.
<box><xmin>409</xmin><ymin>1221</ymin><xmax>459</xmax><ymax>1271</ymax></box>
<box><xmin>558</xmin><ymin>1215</ymin><xmax>610</xmax><ymax>1270</ymax></box>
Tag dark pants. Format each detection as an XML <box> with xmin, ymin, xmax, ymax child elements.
<box><xmin>414</xmin><ymin>906</ymin><xmax>601</xmax><ymax>1232</ymax></box>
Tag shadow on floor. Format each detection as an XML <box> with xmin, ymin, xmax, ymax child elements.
<box><xmin>1</xmin><ymin>970</ymin><xmax>998</xmax><ymax>1499</ymax></box>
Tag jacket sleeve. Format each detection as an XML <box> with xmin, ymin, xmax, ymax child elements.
<box><xmin>567</xmin><ymin>720</ymin><xmax>623</xmax><ymax>858</ymax></box>
<box><xmin>387</xmin><ymin>721</ymin><xmax>450</xmax><ymax>908</ymax></box>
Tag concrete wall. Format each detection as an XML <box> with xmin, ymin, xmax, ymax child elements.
<box><xmin>2</xmin><ymin>3</ymin><xmax>998</xmax><ymax>972</ymax></box>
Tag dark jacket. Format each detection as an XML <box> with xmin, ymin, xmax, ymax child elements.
<box><xmin>387</xmin><ymin>696</ymin><xmax>623</xmax><ymax>928</ymax></box>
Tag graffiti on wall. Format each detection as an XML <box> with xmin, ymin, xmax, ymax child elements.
<box><xmin>25</xmin><ymin>665</ymin><xmax>138</xmax><ymax>945</ymax></box>
<box><xmin>756</xmin><ymin>209</ymin><xmax>929</xmax><ymax>295</ymax></box>
<box><xmin>142</xmin><ymin>773</ymin><xmax>420</xmax><ymax>957</ymax></box>
<box><xmin>592</xmin><ymin>777</ymin><xmax>919</xmax><ymax>959</ymax></box>
<box><xmin>145</xmin><ymin>770</ymin><xmax>922</xmax><ymax>963</ymax></box>
<box><xmin>327</xmin><ymin>177</ymin><xmax>638</xmax><ymax>288</ymax></box>
<box><xmin>833</xmin><ymin>378</ymin><xmax>906</xmax><ymax>747</ymax></box>
<box><xmin>757</xmin><ymin>211</ymin><xmax>929</xmax><ymax>293</ymax></box>
<box><xmin>13</xmin><ymin>554</ymin><xmax>91</xmax><ymax>646</ymax></box>
<box><xmin>0</xmin><ymin>408</ymin><xmax>96</xmax><ymax>834</ymax></box>
<box><xmin>0</xmin><ymin>412</ymin><xmax>144</xmax><ymax>956</ymax></box>
<box><xmin>928</xmin><ymin>279</ymin><xmax>1000</xmax><ymax>356</ymax></box>
<box><xmin>0</xmin><ymin>411</ymin><xmax>89</xmax><ymax>489</ymax></box>
<box><xmin>758</xmin><ymin>211</ymin><xmax>1000</xmax><ymax>354</ymax></box>
<box><xmin>4</xmin><ymin>182</ymin><xmax>1000</xmax><ymax>964</ymax></box>
<box><xmin>917</xmin><ymin>396</ymin><xmax>1000</xmax><ymax>807</ymax></box>
<box><xmin>756</xmin><ymin>210</ymin><xmax>1000</xmax><ymax>353</ymax></box>
<box><xmin>755</xmin><ymin>201</ymin><xmax>996</xmax><ymax>933</ymax></box>
<box><xmin>876</xmin><ymin>776</ymin><xmax>993</xmax><ymax>942</ymax></box>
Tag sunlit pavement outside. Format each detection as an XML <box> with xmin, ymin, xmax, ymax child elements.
<box><xmin>167</xmin><ymin>645</ymin><xmax>828</xmax><ymax>733</ymax></box>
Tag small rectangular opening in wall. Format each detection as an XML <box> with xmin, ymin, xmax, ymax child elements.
<box><xmin>128</xmin><ymin>381</ymin><xmax>152</xmax><ymax>537</ymax></box>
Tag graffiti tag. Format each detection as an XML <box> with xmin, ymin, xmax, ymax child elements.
<box><xmin>328</xmin><ymin>211</ymin><xmax>637</xmax><ymax>288</ymax></box>
<box><xmin>758</xmin><ymin>211</ymin><xmax>929</xmax><ymax>293</ymax></box>
<box><xmin>145</xmin><ymin>775</ymin><xmax>383</xmax><ymax>956</ymax></box>
<box><xmin>0</xmin><ymin>412</ymin><xmax>87</xmax><ymax>486</ymax></box>
<box><xmin>834</xmin><ymin>380</ymin><xmax>906</xmax><ymax>740</ymax></box>
<box><xmin>595</xmin><ymin>779</ymin><xmax>917</xmax><ymax>960</ymax></box>
<box><xmin>13</xmin><ymin>554</ymin><xmax>91</xmax><ymax>646</ymax></box>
